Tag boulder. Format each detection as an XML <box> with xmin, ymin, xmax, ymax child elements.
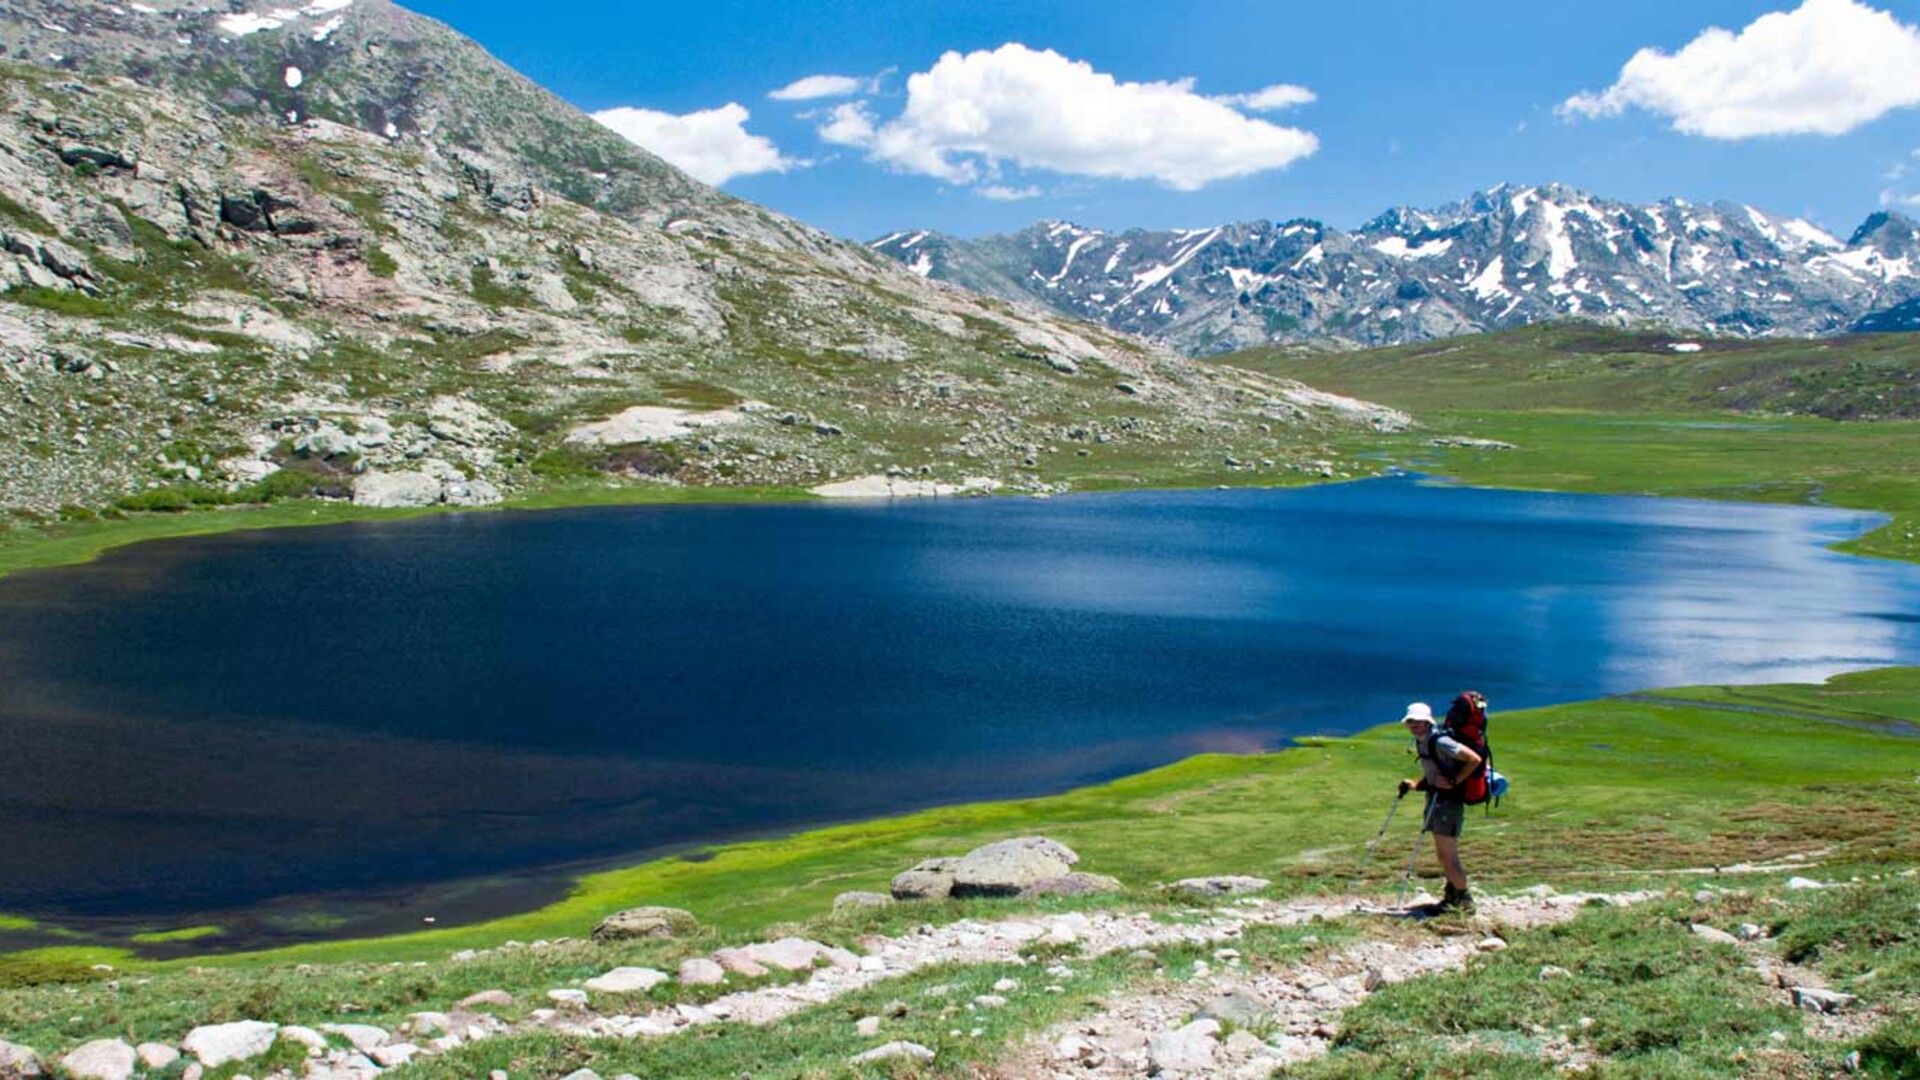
<box><xmin>1690</xmin><ymin>924</ymin><xmax>1742</xmax><ymax>947</ymax></box>
<box><xmin>1167</xmin><ymin>876</ymin><xmax>1270</xmax><ymax>898</ymax></box>
<box><xmin>949</xmin><ymin>837</ymin><xmax>1079</xmax><ymax>898</ymax></box>
<box><xmin>1019</xmin><ymin>872</ymin><xmax>1124</xmax><ymax>898</ymax></box>
<box><xmin>278</xmin><ymin>1026</ymin><xmax>328</xmax><ymax>1052</ymax></box>
<box><xmin>849</xmin><ymin>1041</ymin><xmax>935</xmax><ymax>1065</ymax></box>
<box><xmin>351</xmin><ymin>470</ymin><xmax>441</xmax><ymax>508</ymax></box>
<box><xmin>891</xmin><ymin>857</ymin><xmax>959</xmax><ymax>901</ymax></box>
<box><xmin>0</xmin><ymin>1041</ymin><xmax>40</xmax><ymax>1080</ymax></box>
<box><xmin>591</xmin><ymin>906</ymin><xmax>698</xmax><ymax>942</ymax></box>
<box><xmin>1792</xmin><ymin>987</ymin><xmax>1858</xmax><ymax>1014</ymax></box>
<box><xmin>181</xmin><ymin>1021</ymin><xmax>278</xmax><ymax>1067</ymax></box>
<box><xmin>443</xmin><ymin>479</ymin><xmax>503</xmax><ymax>507</ymax></box>
<box><xmin>716</xmin><ymin>938</ymin><xmax>856</xmax><ymax>973</ymax></box>
<box><xmin>60</xmin><ymin>1040</ymin><xmax>135</xmax><ymax>1080</ymax></box>
<box><xmin>583</xmin><ymin>967</ymin><xmax>669</xmax><ymax>994</ymax></box>
<box><xmin>677</xmin><ymin>958</ymin><xmax>726</xmax><ymax>986</ymax></box>
<box><xmin>833</xmin><ymin>890</ymin><xmax>894</xmax><ymax>912</ymax></box>
<box><xmin>457</xmin><ymin>990</ymin><xmax>514</xmax><ymax>1009</ymax></box>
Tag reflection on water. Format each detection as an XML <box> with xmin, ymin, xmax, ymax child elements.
<box><xmin>0</xmin><ymin>478</ymin><xmax>1914</xmax><ymax>944</ymax></box>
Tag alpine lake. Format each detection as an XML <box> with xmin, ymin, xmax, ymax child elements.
<box><xmin>3</xmin><ymin>476</ymin><xmax>1918</xmax><ymax>952</ymax></box>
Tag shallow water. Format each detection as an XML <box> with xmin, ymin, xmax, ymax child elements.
<box><xmin>1</xmin><ymin>478</ymin><xmax>1915</xmax><ymax>943</ymax></box>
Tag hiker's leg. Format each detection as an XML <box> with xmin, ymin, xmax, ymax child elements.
<box><xmin>1429</xmin><ymin>801</ymin><xmax>1468</xmax><ymax>892</ymax></box>
<box><xmin>1433</xmin><ymin>834</ymin><xmax>1467</xmax><ymax>892</ymax></box>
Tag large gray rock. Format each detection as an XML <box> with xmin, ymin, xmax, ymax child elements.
<box><xmin>181</xmin><ymin>1021</ymin><xmax>278</xmax><ymax>1067</ymax></box>
<box><xmin>1148</xmin><ymin>1019</ymin><xmax>1221</xmax><ymax>1074</ymax></box>
<box><xmin>591</xmin><ymin>906</ymin><xmax>698</xmax><ymax>942</ymax></box>
<box><xmin>61</xmin><ymin>1040</ymin><xmax>135</xmax><ymax>1080</ymax></box>
<box><xmin>351</xmin><ymin>470</ymin><xmax>442</xmax><ymax>508</ymax></box>
<box><xmin>850</xmin><ymin>1041</ymin><xmax>935</xmax><ymax>1065</ymax></box>
<box><xmin>0</xmin><ymin>1040</ymin><xmax>41</xmax><ymax>1079</ymax></box>
<box><xmin>891</xmin><ymin>857</ymin><xmax>959</xmax><ymax>901</ymax></box>
<box><xmin>1197</xmin><ymin>991</ymin><xmax>1270</xmax><ymax>1029</ymax></box>
<box><xmin>677</xmin><ymin>958</ymin><xmax>726</xmax><ymax>986</ymax></box>
<box><xmin>949</xmin><ymin>837</ymin><xmax>1080</xmax><ymax>898</ymax></box>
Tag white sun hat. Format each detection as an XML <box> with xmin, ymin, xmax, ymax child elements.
<box><xmin>1401</xmin><ymin>702</ymin><xmax>1435</xmax><ymax>725</ymax></box>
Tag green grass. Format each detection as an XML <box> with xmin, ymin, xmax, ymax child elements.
<box><xmin>129</xmin><ymin>925</ymin><xmax>226</xmax><ymax>945</ymax></box>
<box><xmin>1231</xmin><ymin>323</ymin><xmax>1920</xmax><ymax>421</ymax></box>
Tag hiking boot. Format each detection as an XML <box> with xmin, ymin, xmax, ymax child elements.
<box><xmin>1434</xmin><ymin>884</ymin><xmax>1476</xmax><ymax>915</ymax></box>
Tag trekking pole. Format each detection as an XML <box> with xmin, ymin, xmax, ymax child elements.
<box><xmin>1347</xmin><ymin>792</ymin><xmax>1405</xmax><ymax>894</ymax></box>
<box><xmin>1395</xmin><ymin>797</ymin><xmax>1439</xmax><ymax>909</ymax></box>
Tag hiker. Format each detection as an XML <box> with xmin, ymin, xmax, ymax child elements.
<box><xmin>1397</xmin><ymin>701</ymin><xmax>1480</xmax><ymax>913</ymax></box>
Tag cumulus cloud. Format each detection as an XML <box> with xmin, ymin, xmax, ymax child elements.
<box><xmin>978</xmin><ymin>184</ymin><xmax>1042</xmax><ymax>201</ymax></box>
<box><xmin>1561</xmin><ymin>0</ymin><xmax>1920</xmax><ymax>138</ymax></box>
<box><xmin>768</xmin><ymin>74</ymin><xmax>868</xmax><ymax>101</ymax></box>
<box><xmin>861</xmin><ymin>43</ymin><xmax>1318</xmax><ymax>191</ymax></box>
<box><xmin>592</xmin><ymin>103</ymin><xmax>801</xmax><ymax>186</ymax></box>
<box><xmin>1215</xmin><ymin>83</ymin><xmax>1317</xmax><ymax>112</ymax></box>
<box><xmin>816</xmin><ymin>101</ymin><xmax>877</xmax><ymax>147</ymax></box>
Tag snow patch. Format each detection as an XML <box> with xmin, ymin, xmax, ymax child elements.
<box><xmin>1668</xmin><ymin>342</ymin><xmax>1703</xmax><ymax>353</ymax></box>
<box><xmin>907</xmin><ymin>253</ymin><xmax>933</xmax><ymax>277</ymax></box>
<box><xmin>1122</xmin><ymin>228</ymin><xmax>1219</xmax><ymax>303</ymax></box>
<box><xmin>1102</xmin><ymin>242</ymin><xmax>1129</xmax><ymax>276</ymax></box>
<box><xmin>1372</xmin><ymin>236</ymin><xmax>1454</xmax><ymax>259</ymax></box>
<box><xmin>1466</xmin><ymin>256</ymin><xmax>1508</xmax><ymax>301</ymax></box>
<box><xmin>1048</xmin><ymin>233</ymin><xmax>1100</xmax><ymax>286</ymax></box>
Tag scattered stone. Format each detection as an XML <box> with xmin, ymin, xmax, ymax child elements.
<box><xmin>557</xmin><ymin>1070</ymin><xmax>600</xmax><ymax>1080</ymax></box>
<box><xmin>1791</xmin><ymin>987</ymin><xmax>1857</xmax><ymax>1014</ymax></box>
<box><xmin>854</xmin><ymin>1017</ymin><xmax>881</xmax><ymax>1038</ymax></box>
<box><xmin>1167</xmin><ymin>875</ymin><xmax>1270</xmax><ymax>898</ymax></box>
<box><xmin>546</xmin><ymin>989</ymin><xmax>589</xmax><ymax>1006</ymax></box>
<box><xmin>1690</xmin><ymin>924</ymin><xmax>1742</xmax><ymax>947</ymax></box>
<box><xmin>0</xmin><ymin>1039</ymin><xmax>43</xmax><ymax>1078</ymax></box>
<box><xmin>1476</xmin><ymin>936</ymin><xmax>1508</xmax><ymax>952</ymax></box>
<box><xmin>677</xmin><ymin>958</ymin><xmax>726</xmax><ymax>986</ymax></box>
<box><xmin>457</xmin><ymin>990</ymin><xmax>514</xmax><ymax>1009</ymax></box>
<box><xmin>591</xmin><ymin>906</ymin><xmax>698</xmax><ymax>942</ymax></box>
<box><xmin>849</xmin><ymin>1042</ymin><xmax>935</xmax><ymax>1065</ymax></box>
<box><xmin>134</xmin><ymin>1044</ymin><xmax>179</xmax><ymax>1070</ymax></box>
<box><xmin>715</xmin><ymin>938</ymin><xmax>857</xmax><ymax>973</ymax></box>
<box><xmin>278</xmin><ymin>1027</ymin><xmax>328</xmax><ymax>1052</ymax></box>
<box><xmin>368</xmin><ymin>1044</ymin><xmax>418</xmax><ymax>1068</ymax></box>
<box><xmin>1054</xmin><ymin>1035</ymin><xmax>1096</xmax><ymax>1063</ymax></box>
<box><xmin>1539</xmin><ymin>965</ymin><xmax>1572</xmax><ymax>980</ymax></box>
<box><xmin>583</xmin><ymin>967</ymin><xmax>669</xmax><ymax>994</ymax></box>
<box><xmin>833</xmin><ymin>890</ymin><xmax>894</xmax><ymax>912</ymax></box>
<box><xmin>1736</xmin><ymin>923</ymin><xmax>1766</xmax><ymax>942</ymax></box>
<box><xmin>973</xmin><ymin>994</ymin><xmax>1008</xmax><ymax>1008</ymax></box>
<box><xmin>1148</xmin><ymin>1019</ymin><xmax>1221</xmax><ymax>1074</ymax></box>
<box><xmin>1197</xmin><ymin>990</ymin><xmax>1270</xmax><ymax>1028</ymax></box>
<box><xmin>60</xmin><ymin>1039</ymin><xmax>135</xmax><ymax>1080</ymax></box>
<box><xmin>949</xmin><ymin>837</ymin><xmax>1080</xmax><ymax>898</ymax></box>
<box><xmin>1785</xmin><ymin>877</ymin><xmax>1827</xmax><ymax>890</ymax></box>
<box><xmin>318</xmin><ymin>1026</ymin><xmax>390</xmax><ymax>1053</ymax></box>
<box><xmin>182</xmin><ymin>1022</ymin><xmax>278</xmax><ymax>1068</ymax></box>
<box><xmin>992</xmin><ymin>978</ymin><xmax>1020</xmax><ymax>993</ymax></box>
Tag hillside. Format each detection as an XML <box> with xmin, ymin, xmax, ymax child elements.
<box><xmin>0</xmin><ymin>0</ymin><xmax>1402</xmax><ymax>519</ymax></box>
<box><xmin>0</xmin><ymin>671</ymin><xmax>1915</xmax><ymax>1078</ymax></box>
<box><xmin>871</xmin><ymin>187</ymin><xmax>1920</xmax><ymax>354</ymax></box>
<box><xmin>1218</xmin><ymin>323</ymin><xmax>1920</xmax><ymax>419</ymax></box>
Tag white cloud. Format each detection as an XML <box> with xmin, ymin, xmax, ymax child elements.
<box><xmin>817</xmin><ymin>101</ymin><xmax>877</xmax><ymax>146</ymax></box>
<box><xmin>978</xmin><ymin>184</ymin><xmax>1042</xmax><ymax>201</ymax></box>
<box><xmin>769</xmin><ymin>74</ymin><xmax>867</xmax><ymax>101</ymax></box>
<box><xmin>1561</xmin><ymin>0</ymin><xmax>1920</xmax><ymax>138</ymax></box>
<box><xmin>1215</xmin><ymin>83</ymin><xmax>1317</xmax><ymax>112</ymax></box>
<box><xmin>592</xmin><ymin>103</ymin><xmax>801</xmax><ymax>186</ymax></box>
<box><xmin>862</xmin><ymin>43</ymin><xmax>1318</xmax><ymax>191</ymax></box>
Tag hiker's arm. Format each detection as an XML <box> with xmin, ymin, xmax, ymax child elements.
<box><xmin>1433</xmin><ymin>746</ymin><xmax>1483</xmax><ymax>788</ymax></box>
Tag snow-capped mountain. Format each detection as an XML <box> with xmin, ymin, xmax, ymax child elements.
<box><xmin>872</xmin><ymin>185</ymin><xmax>1920</xmax><ymax>354</ymax></box>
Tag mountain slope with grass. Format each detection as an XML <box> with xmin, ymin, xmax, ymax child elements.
<box><xmin>0</xmin><ymin>0</ymin><xmax>1403</xmax><ymax>521</ymax></box>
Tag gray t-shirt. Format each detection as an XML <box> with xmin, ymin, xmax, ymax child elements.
<box><xmin>1418</xmin><ymin>733</ymin><xmax>1472</xmax><ymax>799</ymax></box>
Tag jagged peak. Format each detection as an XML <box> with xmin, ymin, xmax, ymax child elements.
<box><xmin>1850</xmin><ymin>210</ymin><xmax>1920</xmax><ymax>249</ymax></box>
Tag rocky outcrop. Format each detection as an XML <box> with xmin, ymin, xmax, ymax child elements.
<box><xmin>591</xmin><ymin>906</ymin><xmax>698</xmax><ymax>942</ymax></box>
<box><xmin>889</xmin><ymin>837</ymin><xmax>1117</xmax><ymax>901</ymax></box>
<box><xmin>180</xmin><ymin>1021</ymin><xmax>277</xmax><ymax>1068</ymax></box>
<box><xmin>0</xmin><ymin>1040</ymin><xmax>42</xmax><ymax>1079</ymax></box>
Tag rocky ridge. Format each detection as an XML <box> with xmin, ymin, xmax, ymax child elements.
<box><xmin>0</xmin><ymin>0</ymin><xmax>1404</xmax><ymax>514</ymax></box>
<box><xmin>871</xmin><ymin>187</ymin><xmax>1920</xmax><ymax>354</ymax></box>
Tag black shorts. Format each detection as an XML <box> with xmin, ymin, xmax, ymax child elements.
<box><xmin>1426</xmin><ymin>799</ymin><xmax>1465</xmax><ymax>838</ymax></box>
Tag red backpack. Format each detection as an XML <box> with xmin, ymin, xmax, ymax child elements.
<box><xmin>1433</xmin><ymin>691</ymin><xmax>1494</xmax><ymax>806</ymax></box>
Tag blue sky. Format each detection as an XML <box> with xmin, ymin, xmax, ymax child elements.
<box><xmin>407</xmin><ymin>0</ymin><xmax>1920</xmax><ymax>241</ymax></box>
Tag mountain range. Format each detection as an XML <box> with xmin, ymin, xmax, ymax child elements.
<box><xmin>0</xmin><ymin>0</ymin><xmax>1394</xmax><ymax>514</ymax></box>
<box><xmin>871</xmin><ymin>187</ymin><xmax>1920</xmax><ymax>354</ymax></box>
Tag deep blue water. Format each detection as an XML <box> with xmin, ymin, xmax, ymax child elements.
<box><xmin>1</xmin><ymin>478</ymin><xmax>1916</xmax><ymax>936</ymax></box>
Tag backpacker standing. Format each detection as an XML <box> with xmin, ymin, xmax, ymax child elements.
<box><xmin>1397</xmin><ymin>701</ymin><xmax>1481</xmax><ymax>913</ymax></box>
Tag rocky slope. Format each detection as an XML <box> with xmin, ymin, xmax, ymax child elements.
<box><xmin>872</xmin><ymin>187</ymin><xmax>1920</xmax><ymax>354</ymax></box>
<box><xmin>0</xmin><ymin>0</ymin><xmax>1401</xmax><ymax>515</ymax></box>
